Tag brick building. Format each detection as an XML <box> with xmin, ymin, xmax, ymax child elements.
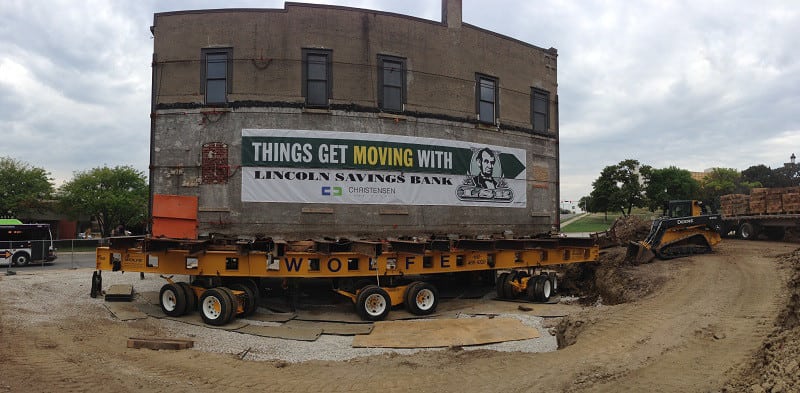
<box><xmin>149</xmin><ymin>0</ymin><xmax>560</xmax><ymax>239</ymax></box>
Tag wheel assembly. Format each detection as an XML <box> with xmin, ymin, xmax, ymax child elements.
<box><xmin>739</xmin><ymin>222</ymin><xmax>757</xmax><ymax>240</ymax></box>
<box><xmin>496</xmin><ymin>272</ymin><xmax>510</xmax><ymax>299</ymax></box>
<box><xmin>548</xmin><ymin>272</ymin><xmax>558</xmax><ymax>294</ymax></box>
<box><xmin>404</xmin><ymin>281</ymin><xmax>439</xmax><ymax>315</ymax></box>
<box><xmin>356</xmin><ymin>285</ymin><xmax>391</xmax><ymax>321</ymax></box>
<box><xmin>176</xmin><ymin>282</ymin><xmax>196</xmax><ymax>313</ymax></box>
<box><xmin>159</xmin><ymin>283</ymin><xmax>188</xmax><ymax>317</ymax></box>
<box><xmin>528</xmin><ymin>275</ymin><xmax>552</xmax><ymax>302</ymax></box>
<box><xmin>11</xmin><ymin>252</ymin><xmax>30</xmax><ymax>267</ymax></box>
<box><xmin>199</xmin><ymin>287</ymin><xmax>235</xmax><ymax>326</ymax></box>
<box><xmin>229</xmin><ymin>282</ymin><xmax>258</xmax><ymax>317</ymax></box>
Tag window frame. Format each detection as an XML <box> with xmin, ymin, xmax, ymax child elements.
<box><xmin>377</xmin><ymin>55</ymin><xmax>407</xmax><ymax>113</ymax></box>
<box><xmin>200</xmin><ymin>47</ymin><xmax>233</xmax><ymax>105</ymax></box>
<box><xmin>302</xmin><ymin>48</ymin><xmax>333</xmax><ymax>108</ymax></box>
<box><xmin>475</xmin><ymin>73</ymin><xmax>499</xmax><ymax>124</ymax></box>
<box><xmin>531</xmin><ymin>87</ymin><xmax>550</xmax><ymax>132</ymax></box>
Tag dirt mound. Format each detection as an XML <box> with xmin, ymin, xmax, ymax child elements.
<box><xmin>559</xmin><ymin>246</ymin><xmax>662</xmax><ymax>306</ymax></box>
<box><xmin>555</xmin><ymin>246</ymin><xmax>669</xmax><ymax>348</ymax></box>
<box><xmin>725</xmin><ymin>249</ymin><xmax>800</xmax><ymax>393</ymax></box>
<box><xmin>593</xmin><ymin>215</ymin><xmax>653</xmax><ymax>248</ymax></box>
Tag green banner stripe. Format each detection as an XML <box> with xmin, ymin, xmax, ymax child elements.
<box><xmin>242</xmin><ymin>136</ymin><xmax>525</xmax><ymax>178</ymax></box>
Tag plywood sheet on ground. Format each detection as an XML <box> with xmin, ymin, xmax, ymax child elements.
<box><xmin>105</xmin><ymin>302</ymin><xmax>148</xmax><ymax>321</ymax></box>
<box><xmin>138</xmin><ymin>303</ymin><xmax>248</xmax><ymax>330</ymax></box>
<box><xmin>235</xmin><ymin>325</ymin><xmax>322</xmax><ymax>341</ymax></box>
<box><xmin>139</xmin><ymin>291</ymin><xmax>159</xmax><ymax>305</ymax></box>
<box><xmin>352</xmin><ymin>317</ymin><xmax>540</xmax><ymax>348</ymax></box>
<box><xmin>284</xmin><ymin>319</ymin><xmax>373</xmax><ymax>335</ymax></box>
<box><xmin>246</xmin><ymin>310</ymin><xmax>296</xmax><ymax>323</ymax></box>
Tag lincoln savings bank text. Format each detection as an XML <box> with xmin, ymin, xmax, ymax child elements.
<box><xmin>250</xmin><ymin>142</ymin><xmax>455</xmax><ymax>191</ymax></box>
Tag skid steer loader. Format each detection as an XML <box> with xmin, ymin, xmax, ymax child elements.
<box><xmin>627</xmin><ymin>200</ymin><xmax>722</xmax><ymax>264</ymax></box>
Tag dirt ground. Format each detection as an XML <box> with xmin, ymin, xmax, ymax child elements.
<box><xmin>1</xmin><ymin>239</ymin><xmax>799</xmax><ymax>393</ymax></box>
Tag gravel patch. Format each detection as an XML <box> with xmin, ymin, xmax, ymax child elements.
<box><xmin>1</xmin><ymin>268</ymin><xmax>558</xmax><ymax>363</ymax></box>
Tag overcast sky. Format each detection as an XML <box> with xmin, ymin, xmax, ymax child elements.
<box><xmin>1</xmin><ymin>1</ymin><xmax>798</xmax><ymax>205</ymax></box>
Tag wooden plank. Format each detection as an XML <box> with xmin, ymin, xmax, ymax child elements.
<box><xmin>352</xmin><ymin>317</ymin><xmax>540</xmax><ymax>348</ymax></box>
<box><xmin>127</xmin><ymin>337</ymin><xmax>194</xmax><ymax>350</ymax></box>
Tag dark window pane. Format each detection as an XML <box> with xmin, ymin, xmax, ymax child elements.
<box><xmin>479</xmin><ymin>101</ymin><xmax>494</xmax><ymax>121</ymax></box>
<box><xmin>383</xmin><ymin>86</ymin><xmax>402</xmax><ymax>111</ymax></box>
<box><xmin>533</xmin><ymin>96</ymin><xmax>547</xmax><ymax>112</ymax></box>
<box><xmin>206</xmin><ymin>79</ymin><xmax>226</xmax><ymax>103</ymax></box>
<box><xmin>307</xmin><ymin>55</ymin><xmax>327</xmax><ymax>80</ymax></box>
<box><xmin>480</xmin><ymin>80</ymin><xmax>495</xmax><ymax>102</ymax></box>
<box><xmin>383</xmin><ymin>61</ymin><xmax>403</xmax><ymax>87</ymax></box>
<box><xmin>533</xmin><ymin>115</ymin><xmax>546</xmax><ymax>131</ymax></box>
<box><xmin>206</xmin><ymin>54</ymin><xmax>227</xmax><ymax>78</ymax></box>
<box><xmin>307</xmin><ymin>80</ymin><xmax>327</xmax><ymax>106</ymax></box>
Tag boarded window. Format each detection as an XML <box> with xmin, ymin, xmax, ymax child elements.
<box><xmin>201</xmin><ymin>143</ymin><xmax>228</xmax><ymax>184</ymax></box>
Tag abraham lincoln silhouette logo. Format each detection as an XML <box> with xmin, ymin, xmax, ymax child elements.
<box><xmin>456</xmin><ymin>147</ymin><xmax>513</xmax><ymax>202</ymax></box>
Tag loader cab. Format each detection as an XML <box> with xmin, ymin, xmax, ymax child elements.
<box><xmin>665</xmin><ymin>200</ymin><xmax>707</xmax><ymax>218</ymax></box>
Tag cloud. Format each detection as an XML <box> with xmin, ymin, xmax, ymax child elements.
<box><xmin>0</xmin><ymin>0</ymin><xmax>797</xmax><ymax>201</ymax></box>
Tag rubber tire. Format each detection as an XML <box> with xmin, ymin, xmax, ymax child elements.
<box><xmin>217</xmin><ymin>287</ymin><xmax>238</xmax><ymax>323</ymax></box>
<box><xmin>496</xmin><ymin>273</ymin><xmax>510</xmax><ymax>299</ymax></box>
<box><xmin>538</xmin><ymin>275</ymin><xmax>553</xmax><ymax>302</ymax></box>
<box><xmin>404</xmin><ymin>281</ymin><xmax>439</xmax><ymax>315</ymax></box>
<box><xmin>159</xmin><ymin>283</ymin><xmax>187</xmax><ymax>317</ymax></box>
<box><xmin>12</xmin><ymin>252</ymin><xmax>30</xmax><ymax>266</ymax></box>
<box><xmin>739</xmin><ymin>222</ymin><xmax>757</xmax><ymax>240</ymax></box>
<box><xmin>548</xmin><ymin>272</ymin><xmax>558</xmax><ymax>294</ymax></box>
<box><xmin>177</xmin><ymin>282</ymin><xmax>197</xmax><ymax>314</ymax></box>
<box><xmin>504</xmin><ymin>271</ymin><xmax>523</xmax><ymax>299</ymax></box>
<box><xmin>230</xmin><ymin>283</ymin><xmax>258</xmax><ymax>317</ymax></box>
<box><xmin>529</xmin><ymin>275</ymin><xmax>552</xmax><ymax>302</ymax></box>
<box><xmin>356</xmin><ymin>285</ymin><xmax>391</xmax><ymax>321</ymax></box>
<box><xmin>199</xmin><ymin>287</ymin><xmax>234</xmax><ymax>326</ymax></box>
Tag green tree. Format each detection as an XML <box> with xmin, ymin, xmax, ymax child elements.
<box><xmin>771</xmin><ymin>163</ymin><xmax>800</xmax><ymax>187</ymax></box>
<box><xmin>698</xmin><ymin>168</ymin><xmax>758</xmax><ymax>210</ymax></box>
<box><xmin>0</xmin><ymin>157</ymin><xmax>54</xmax><ymax>216</ymax></box>
<box><xmin>741</xmin><ymin>164</ymin><xmax>770</xmax><ymax>188</ymax></box>
<box><xmin>588</xmin><ymin>159</ymin><xmax>645</xmax><ymax>218</ymax></box>
<box><xmin>641</xmin><ymin>166</ymin><xmax>700</xmax><ymax>212</ymax></box>
<box><xmin>59</xmin><ymin>166</ymin><xmax>148</xmax><ymax>237</ymax></box>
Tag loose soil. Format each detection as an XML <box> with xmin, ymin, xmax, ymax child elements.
<box><xmin>1</xmin><ymin>240</ymin><xmax>799</xmax><ymax>393</ymax></box>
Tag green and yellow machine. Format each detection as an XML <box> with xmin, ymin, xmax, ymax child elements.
<box><xmin>627</xmin><ymin>200</ymin><xmax>722</xmax><ymax>264</ymax></box>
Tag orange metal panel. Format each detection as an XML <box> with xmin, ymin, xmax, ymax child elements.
<box><xmin>151</xmin><ymin>194</ymin><xmax>198</xmax><ymax>239</ymax></box>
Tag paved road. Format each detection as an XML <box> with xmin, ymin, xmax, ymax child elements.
<box><xmin>2</xmin><ymin>251</ymin><xmax>95</xmax><ymax>273</ymax></box>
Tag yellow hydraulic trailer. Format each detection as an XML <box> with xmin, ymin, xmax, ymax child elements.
<box><xmin>94</xmin><ymin>236</ymin><xmax>598</xmax><ymax>324</ymax></box>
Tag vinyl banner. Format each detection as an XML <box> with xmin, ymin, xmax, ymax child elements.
<box><xmin>241</xmin><ymin>129</ymin><xmax>527</xmax><ymax>207</ymax></box>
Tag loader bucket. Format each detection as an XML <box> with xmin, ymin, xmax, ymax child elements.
<box><xmin>626</xmin><ymin>241</ymin><xmax>656</xmax><ymax>265</ymax></box>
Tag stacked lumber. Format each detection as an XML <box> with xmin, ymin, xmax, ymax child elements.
<box><xmin>749</xmin><ymin>188</ymin><xmax>768</xmax><ymax>214</ymax></box>
<box><xmin>722</xmin><ymin>187</ymin><xmax>800</xmax><ymax>216</ymax></box>
<box><xmin>720</xmin><ymin>194</ymin><xmax>749</xmax><ymax>216</ymax></box>
<box><xmin>767</xmin><ymin>188</ymin><xmax>786</xmax><ymax>213</ymax></box>
<box><xmin>784</xmin><ymin>188</ymin><xmax>800</xmax><ymax>212</ymax></box>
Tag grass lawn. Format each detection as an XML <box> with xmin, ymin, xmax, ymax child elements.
<box><xmin>561</xmin><ymin>213</ymin><xmax>621</xmax><ymax>233</ymax></box>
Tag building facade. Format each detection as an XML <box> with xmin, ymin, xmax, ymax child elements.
<box><xmin>150</xmin><ymin>0</ymin><xmax>560</xmax><ymax>240</ymax></box>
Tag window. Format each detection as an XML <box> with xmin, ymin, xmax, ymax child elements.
<box><xmin>378</xmin><ymin>55</ymin><xmax>406</xmax><ymax>112</ymax></box>
<box><xmin>302</xmin><ymin>49</ymin><xmax>332</xmax><ymax>107</ymax></box>
<box><xmin>476</xmin><ymin>74</ymin><xmax>498</xmax><ymax>124</ymax></box>
<box><xmin>201</xmin><ymin>48</ymin><xmax>232</xmax><ymax>105</ymax></box>
<box><xmin>532</xmin><ymin>88</ymin><xmax>550</xmax><ymax>132</ymax></box>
